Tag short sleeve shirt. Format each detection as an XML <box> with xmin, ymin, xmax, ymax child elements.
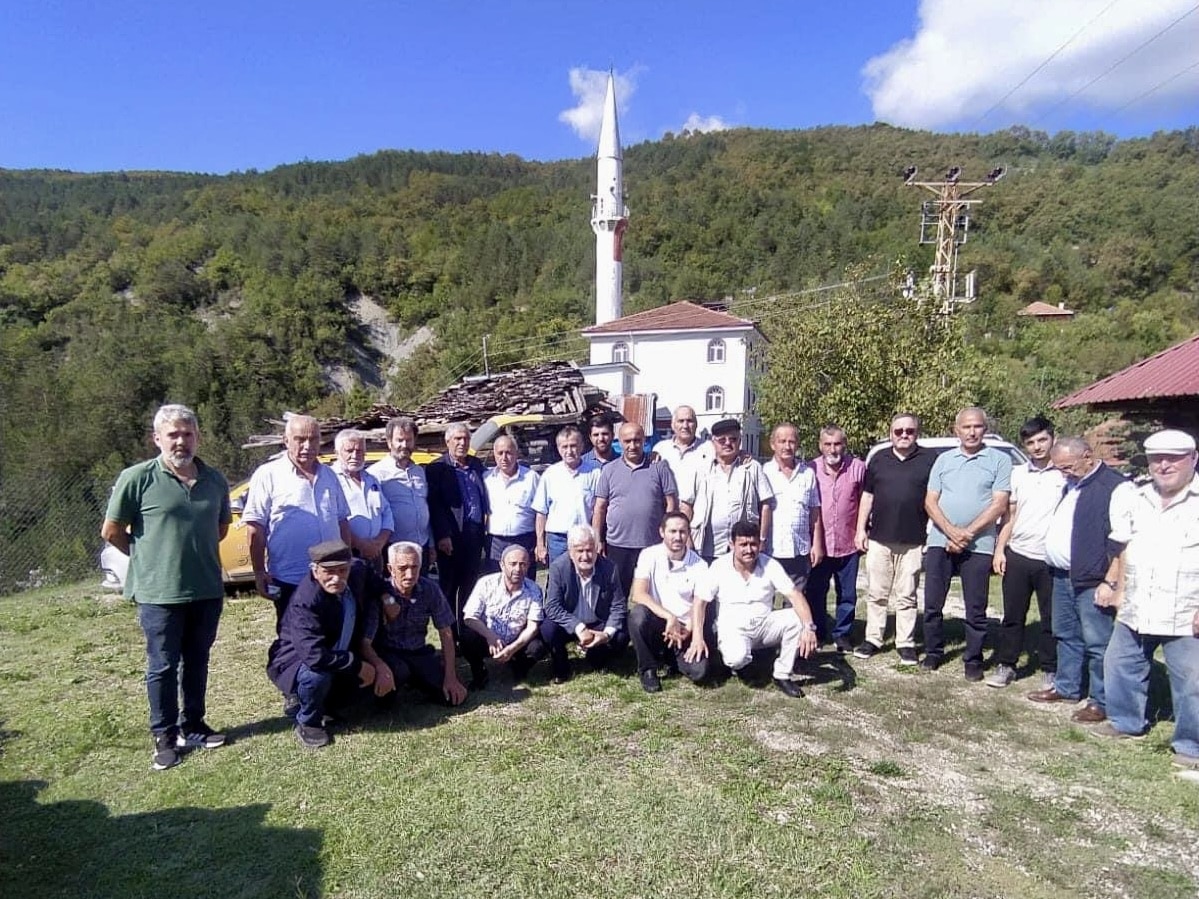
<box><xmin>366</xmin><ymin>577</ymin><xmax>455</xmax><ymax>652</ymax></box>
<box><xmin>699</xmin><ymin>553</ymin><xmax>795</xmax><ymax>624</ymax></box>
<box><xmin>596</xmin><ymin>457</ymin><xmax>678</xmax><ymax>549</ymax></box>
<box><xmin>926</xmin><ymin>446</ymin><xmax>1012</xmax><ymax>553</ymax></box>
<box><xmin>484</xmin><ymin>465</ymin><xmax>540</xmax><ymax>537</ymax></box>
<box><xmin>367</xmin><ymin>456</ymin><xmax>431</xmax><ymax>546</ymax></box>
<box><xmin>633</xmin><ymin>544</ymin><xmax>708</xmax><ymax>619</ymax></box>
<box><xmin>863</xmin><ymin>446</ymin><xmax>938</xmax><ymax>546</ymax></box>
<box><xmin>332</xmin><ymin>463</ymin><xmax>395</xmax><ymax>543</ymax></box>
<box><xmin>242</xmin><ymin>456</ymin><xmax>350</xmax><ymax>584</ymax></box>
<box><xmin>462</xmin><ymin>573</ymin><xmax>544</xmax><ymax>644</ymax></box>
<box><xmin>1007</xmin><ymin>462</ymin><xmax>1066</xmax><ymax>561</ymax></box>
<box><xmin>532</xmin><ymin>459</ymin><xmax>602</xmax><ymax>533</ymax></box>
<box><xmin>763</xmin><ymin>459</ymin><xmax>821</xmax><ymax>558</ymax></box>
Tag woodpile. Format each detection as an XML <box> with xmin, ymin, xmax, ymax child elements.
<box><xmin>241</xmin><ymin>361</ymin><xmax>611</xmax><ymax>450</ymax></box>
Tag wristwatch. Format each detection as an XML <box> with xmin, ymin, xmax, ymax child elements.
<box><xmin>803</xmin><ymin>622</ymin><xmax>818</xmax><ymax>632</ymax></box>
<box><xmin>1102</xmin><ymin>580</ymin><xmax>1118</xmax><ymax>591</ymax></box>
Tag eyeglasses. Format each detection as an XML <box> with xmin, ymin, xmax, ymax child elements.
<box><xmin>892</xmin><ymin>428</ymin><xmax>917</xmax><ymax>436</ymax></box>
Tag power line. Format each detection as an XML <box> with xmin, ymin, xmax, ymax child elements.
<box><xmin>1110</xmin><ymin>58</ymin><xmax>1199</xmax><ymax>114</ymax></box>
<box><xmin>971</xmin><ymin>0</ymin><xmax>1123</xmax><ymax>130</ymax></box>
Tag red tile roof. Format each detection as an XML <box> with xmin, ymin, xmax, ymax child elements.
<box><xmin>1018</xmin><ymin>301</ymin><xmax>1075</xmax><ymax>317</ymax></box>
<box><xmin>583</xmin><ymin>300</ymin><xmax>755</xmax><ymax>334</ymax></box>
<box><xmin>1054</xmin><ymin>332</ymin><xmax>1199</xmax><ymax>408</ymax></box>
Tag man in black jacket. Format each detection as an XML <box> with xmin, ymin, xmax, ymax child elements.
<box><xmin>426</xmin><ymin>422</ymin><xmax>489</xmax><ymax>636</ymax></box>
<box><xmin>540</xmin><ymin>524</ymin><xmax>629</xmax><ymax>682</ymax></box>
<box><xmin>1027</xmin><ymin>438</ymin><xmax>1131</xmax><ymax>724</ymax></box>
<box><xmin>267</xmin><ymin>540</ymin><xmax>378</xmax><ymax>748</ymax></box>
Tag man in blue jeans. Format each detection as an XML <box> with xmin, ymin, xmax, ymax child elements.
<box><xmin>1096</xmin><ymin>429</ymin><xmax>1199</xmax><ymax>774</ymax></box>
<box><xmin>1028</xmin><ymin>437</ymin><xmax>1130</xmax><ymax>723</ymax></box>
<box><xmin>102</xmin><ymin>404</ymin><xmax>231</xmax><ymax>771</ymax></box>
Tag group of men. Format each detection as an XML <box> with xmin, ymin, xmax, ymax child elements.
<box><xmin>104</xmin><ymin>402</ymin><xmax>1198</xmax><ymax>781</ymax></box>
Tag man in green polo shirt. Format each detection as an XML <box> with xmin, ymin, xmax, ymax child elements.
<box><xmin>102</xmin><ymin>404</ymin><xmax>232</xmax><ymax>771</ymax></box>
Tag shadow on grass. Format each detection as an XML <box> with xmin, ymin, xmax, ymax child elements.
<box><xmin>0</xmin><ymin>779</ymin><xmax>323</xmax><ymax>898</ymax></box>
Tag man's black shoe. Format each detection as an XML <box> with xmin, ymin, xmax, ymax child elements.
<box><xmin>295</xmin><ymin>723</ymin><xmax>331</xmax><ymax>749</ymax></box>
<box><xmin>733</xmin><ymin>665</ymin><xmax>754</xmax><ymax>685</ymax></box>
<box><xmin>964</xmin><ymin>662</ymin><xmax>985</xmax><ymax>683</ymax></box>
<box><xmin>833</xmin><ymin>636</ymin><xmax>854</xmax><ymax>654</ymax></box>
<box><xmin>919</xmin><ymin>655</ymin><xmax>942</xmax><ymax>672</ymax></box>
<box><xmin>773</xmin><ymin>677</ymin><xmax>805</xmax><ymax>698</ymax></box>
<box><xmin>639</xmin><ymin>669</ymin><xmax>663</xmax><ymax>693</ymax></box>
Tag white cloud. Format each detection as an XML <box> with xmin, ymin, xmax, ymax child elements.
<box><xmin>678</xmin><ymin>113</ymin><xmax>731</xmax><ymax>134</ymax></box>
<box><xmin>559</xmin><ymin>67</ymin><xmax>638</xmax><ymax>142</ymax></box>
<box><xmin>863</xmin><ymin>0</ymin><xmax>1199</xmax><ymax>130</ymax></box>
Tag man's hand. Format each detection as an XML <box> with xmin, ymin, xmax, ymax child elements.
<box><xmin>535</xmin><ymin>544</ymin><xmax>548</xmax><ymax>565</ymax></box>
<box><xmin>254</xmin><ymin>572</ymin><xmax>275</xmax><ymax>601</ymax></box>
<box><xmin>493</xmin><ymin>642</ymin><xmax>516</xmax><ymax>662</ymax></box>
<box><xmin>437</xmin><ymin>537</ymin><xmax>454</xmax><ymax>556</ymax></box>
<box><xmin>993</xmin><ymin>551</ymin><xmax>1007</xmax><ymax>576</ymax></box>
<box><xmin>945</xmin><ymin>527</ymin><xmax>972</xmax><ymax>554</ymax></box>
<box><xmin>854</xmin><ymin>530</ymin><xmax>869</xmax><ymax>554</ymax></box>
<box><xmin>372</xmin><ymin>662</ymin><xmax>395</xmax><ymax>697</ymax></box>
<box><xmin>1095</xmin><ymin>582</ymin><xmax>1123</xmax><ymax>610</ymax></box>
<box><xmin>810</xmin><ymin>545</ymin><xmax>825</xmax><ymax>568</ymax></box>
<box><xmin>683</xmin><ymin>635</ymin><xmax>708</xmax><ymax>664</ymax></box>
<box><xmin>443</xmin><ymin>674</ymin><xmax>468</xmax><ymax>706</ymax></box>
<box><xmin>578</xmin><ymin>628</ymin><xmax>608</xmax><ymax>649</ymax></box>
<box><xmin>359</xmin><ymin>661</ymin><xmax>377</xmax><ymax>688</ymax></box>
<box><xmin>383</xmin><ymin>601</ymin><xmax>402</xmax><ymax>622</ymax></box>
<box><xmin>797</xmin><ymin>628</ymin><xmax>818</xmax><ymax>659</ymax></box>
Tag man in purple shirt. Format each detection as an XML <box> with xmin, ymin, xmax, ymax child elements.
<box><xmin>808</xmin><ymin>425</ymin><xmax>866</xmax><ymax>652</ymax></box>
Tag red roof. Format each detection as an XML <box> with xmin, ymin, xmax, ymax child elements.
<box><xmin>1018</xmin><ymin>301</ymin><xmax>1074</xmax><ymax>317</ymax></box>
<box><xmin>583</xmin><ymin>300</ymin><xmax>755</xmax><ymax>335</ymax></box>
<box><xmin>1055</xmin><ymin>332</ymin><xmax>1199</xmax><ymax>408</ymax></box>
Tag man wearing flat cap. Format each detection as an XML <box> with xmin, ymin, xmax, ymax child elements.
<box><xmin>679</xmin><ymin>418</ymin><xmax>773</xmax><ymax>562</ymax></box>
<box><xmin>1097</xmin><ymin>429</ymin><xmax>1199</xmax><ymax>773</ymax></box>
<box><xmin>267</xmin><ymin>540</ymin><xmax>380</xmax><ymax>749</ymax></box>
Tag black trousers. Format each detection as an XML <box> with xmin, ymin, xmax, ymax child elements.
<box><xmin>482</xmin><ymin>531</ymin><xmax>538</xmax><ymax>578</ymax></box>
<box><xmin>436</xmin><ymin>524</ymin><xmax>486</xmax><ymax>634</ymax></box>
<box><xmin>459</xmin><ymin>627</ymin><xmax>546</xmax><ymax>678</ymax></box>
<box><xmin>922</xmin><ymin>547</ymin><xmax>992</xmax><ymax>666</ymax></box>
<box><xmin>995</xmin><ymin>548</ymin><xmax>1055</xmax><ymax>671</ymax></box>
<box><xmin>539</xmin><ymin>618</ymin><xmax>629</xmax><ymax>681</ymax></box>
<box><xmin>376</xmin><ymin>645</ymin><xmax>446</xmax><ymax>702</ymax></box>
<box><xmin>605</xmin><ymin>544</ymin><xmax>644</xmax><ymax>603</ymax></box>
<box><xmin>628</xmin><ymin>603</ymin><xmax>718</xmax><ymax>683</ymax></box>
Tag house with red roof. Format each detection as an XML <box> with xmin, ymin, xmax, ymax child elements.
<box><xmin>1017</xmin><ymin>300</ymin><xmax>1075</xmax><ymax>320</ymax></box>
<box><xmin>580</xmin><ymin>300</ymin><xmax>765</xmax><ymax>455</ymax></box>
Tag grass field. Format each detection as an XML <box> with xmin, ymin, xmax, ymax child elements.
<box><xmin>1</xmin><ymin>580</ymin><xmax>1197</xmax><ymax>899</ymax></box>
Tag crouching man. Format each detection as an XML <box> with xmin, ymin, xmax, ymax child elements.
<box><xmin>540</xmin><ymin>524</ymin><xmax>629</xmax><ymax>683</ymax></box>
<box><xmin>266</xmin><ymin>540</ymin><xmax>378</xmax><ymax>749</ymax></box>
<box><xmin>696</xmin><ymin>520</ymin><xmax>819</xmax><ymax>698</ymax></box>
<box><xmin>359</xmin><ymin>541</ymin><xmax>468</xmax><ymax>707</ymax></box>
<box><xmin>629</xmin><ymin>511</ymin><xmax>716</xmax><ymax>693</ymax></box>
<box><xmin>461</xmin><ymin>544</ymin><xmax>547</xmax><ymax>688</ymax></box>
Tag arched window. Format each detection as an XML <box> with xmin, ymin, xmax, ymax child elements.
<box><xmin>707</xmin><ymin>338</ymin><xmax>726</xmax><ymax>363</ymax></box>
<box><xmin>705</xmin><ymin>386</ymin><xmax>724</xmax><ymax>413</ymax></box>
<box><xmin>612</xmin><ymin>342</ymin><xmax>629</xmax><ymax>363</ymax></box>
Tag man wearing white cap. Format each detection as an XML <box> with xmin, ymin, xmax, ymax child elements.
<box><xmin>1096</xmin><ymin>429</ymin><xmax>1199</xmax><ymax>775</ymax></box>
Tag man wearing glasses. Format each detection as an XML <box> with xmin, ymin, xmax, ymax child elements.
<box><xmin>1027</xmin><ymin>437</ymin><xmax>1129</xmax><ymax>723</ymax></box>
<box><xmin>680</xmin><ymin>418</ymin><xmax>773</xmax><ymax>562</ymax></box>
<box><xmin>1095</xmin><ymin>429</ymin><xmax>1198</xmax><ymax>769</ymax></box>
<box><xmin>854</xmin><ymin>413</ymin><xmax>938</xmax><ymax>664</ymax></box>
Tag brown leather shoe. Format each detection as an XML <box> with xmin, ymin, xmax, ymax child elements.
<box><xmin>1071</xmin><ymin>703</ymin><xmax>1107</xmax><ymax>723</ymax></box>
<box><xmin>1027</xmin><ymin>687</ymin><xmax>1076</xmax><ymax>703</ymax></box>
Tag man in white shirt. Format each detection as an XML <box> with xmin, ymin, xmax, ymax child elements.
<box><xmin>696</xmin><ymin>520</ymin><xmax>818</xmax><ymax>697</ymax></box>
<box><xmin>461</xmin><ymin>544</ymin><xmax>546</xmax><ymax>689</ymax></box>
<box><xmin>367</xmin><ymin>416</ymin><xmax>431</xmax><ymax>569</ymax></box>
<box><xmin>533</xmin><ymin>426</ymin><xmax>601</xmax><ymax>566</ymax></box>
<box><xmin>628</xmin><ymin>511</ymin><xmax>713</xmax><ymax>693</ymax></box>
<box><xmin>654</xmin><ymin>405</ymin><xmax>713</xmax><ymax>486</ymax></box>
<box><xmin>1097</xmin><ymin>429</ymin><xmax>1199</xmax><ymax>771</ymax></box>
<box><xmin>331</xmin><ymin>429</ymin><xmax>393</xmax><ymax>570</ymax></box>
<box><xmin>763</xmin><ymin>422</ymin><xmax>824</xmax><ymax>592</ymax></box>
<box><xmin>483</xmin><ymin>434</ymin><xmax>541</xmax><ymax>575</ymax></box>
<box><xmin>988</xmin><ymin>417</ymin><xmax>1064</xmax><ymax>688</ymax></box>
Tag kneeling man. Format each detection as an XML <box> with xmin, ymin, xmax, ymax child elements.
<box><xmin>360</xmin><ymin>542</ymin><xmax>468</xmax><ymax>707</ymax></box>
<box><xmin>461</xmin><ymin>545</ymin><xmax>547</xmax><ymax>688</ymax></box>
<box><xmin>541</xmin><ymin>524</ymin><xmax>629</xmax><ymax>682</ymax></box>
<box><xmin>267</xmin><ymin>540</ymin><xmax>378</xmax><ymax>749</ymax></box>
<box><xmin>697</xmin><ymin>520</ymin><xmax>818</xmax><ymax>697</ymax></box>
<box><xmin>629</xmin><ymin>511</ymin><xmax>716</xmax><ymax>692</ymax></box>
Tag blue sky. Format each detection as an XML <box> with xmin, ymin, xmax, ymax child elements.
<box><xmin>2</xmin><ymin>0</ymin><xmax>1196</xmax><ymax>174</ymax></box>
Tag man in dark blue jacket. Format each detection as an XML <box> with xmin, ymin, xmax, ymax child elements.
<box><xmin>540</xmin><ymin>524</ymin><xmax>628</xmax><ymax>682</ymax></box>
<box><xmin>1027</xmin><ymin>438</ymin><xmax>1131</xmax><ymax>724</ymax></box>
<box><xmin>267</xmin><ymin>540</ymin><xmax>378</xmax><ymax>748</ymax></box>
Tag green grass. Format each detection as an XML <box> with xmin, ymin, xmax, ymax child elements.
<box><xmin>2</xmin><ymin>582</ymin><xmax>1198</xmax><ymax>898</ymax></box>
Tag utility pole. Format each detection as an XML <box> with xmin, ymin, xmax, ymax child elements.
<box><xmin>902</xmin><ymin>165</ymin><xmax>1004</xmax><ymax>311</ymax></box>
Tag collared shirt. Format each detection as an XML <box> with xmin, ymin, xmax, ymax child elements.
<box><xmin>582</xmin><ymin>449</ymin><xmax>617</xmax><ymax>467</ymax></box>
<box><xmin>655</xmin><ymin>438</ymin><xmax>714</xmax><ymax>489</ymax></box>
<box><xmin>1044</xmin><ymin>464</ymin><xmax>1129</xmax><ymax>571</ymax></box>
<box><xmin>463</xmin><ymin>573</ymin><xmax>543</xmax><ymax>644</ymax></box>
<box><xmin>683</xmin><ymin>456</ymin><xmax>774</xmax><ymax>557</ymax></box>
<box><xmin>863</xmin><ymin>446</ymin><xmax>938</xmax><ymax>546</ymax></box>
<box><xmin>105</xmin><ymin>456</ymin><xmax>232</xmax><ymax>604</ymax></box>
<box><xmin>444</xmin><ymin>453</ymin><xmax>485</xmax><ymax>526</ymax></box>
<box><xmin>1110</xmin><ymin>475</ymin><xmax>1199</xmax><ymax>636</ymax></box>
<box><xmin>633</xmin><ymin>543</ymin><xmax>708</xmax><ymax>619</ymax></box>
<box><xmin>241</xmin><ymin>456</ymin><xmax>349</xmax><ymax>585</ymax></box>
<box><xmin>532</xmin><ymin>459</ymin><xmax>602</xmax><ymax>533</ymax></box>
<box><xmin>763</xmin><ymin>459</ymin><xmax>821</xmax><ymax>558</ymax></box>
<box><xmin>811</xmin><ymin>455</ymin><xmax>866</xmax><ymax>558</ymax></box>
<box><xmin>595</xmin><ymin>456</ymin><xmax>678</xmax><ymax>549</ymax></box>
<box><xmin>367</xmin><ymin>456</ymin><xmax>431</xmax><ymax>546</ymax></box>
<box><xmin>926</xmin><ymin>446</ymin><xmax>1012</xmax><ymax>554</ymax></box>
<box><xmin>1007</xmin><ymin>461</ymin><xmax>1066</xmax><ymax>561</ymax></box>
<box><xmin>332</xmin><ymin>462</ymin><xmax>395</xmax><ymax>542</ymax></box>
<box><xmin>698</xmin><ymin>553</ymin><xmax>795</xmax><ymax>625</ymax></box>
<box><xmin>364</xmin><ymin>576</ymin><xmax>455</xmax><ymax>652</ymax></box>
<box><xmin>484</xmin><ymin>465</ymin><xmax>540</xmax><ymax>536</ymax></box>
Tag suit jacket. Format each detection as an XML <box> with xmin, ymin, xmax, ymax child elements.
<box><xmin>543</xmin><ymin>553</ymin><xmax>627</xmax><ymax>634</ymax></box>
<box><xmin>426</xmin><ymin>453</ymin><xmax>490</xmax><ymax>543</ymax></box>
<box><xmin>266</xmin><ymin>560</ymin><xmax>385</xmax><ymax>694</ymax></box>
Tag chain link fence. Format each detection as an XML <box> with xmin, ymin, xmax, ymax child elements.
<box><xmin>0</xmin><ymin>468</ymin><xmax>111</xmax><ymax>596</ymax></box>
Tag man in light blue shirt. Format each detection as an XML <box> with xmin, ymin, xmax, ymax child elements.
<box><xmin>331</xmin><ymin>429</ymin><xmax>394</xmax><ymax>570</ymax></box>
<box><xmin>921</xmin><ymin>407</ymin><xmax>1012</xmax><ymax>679</ymax></box>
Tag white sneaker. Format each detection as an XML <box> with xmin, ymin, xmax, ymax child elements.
<box><xmin>986</xmin><ymin>664</ymin><xmax>1015</xmax><ymax>688</ymax></box>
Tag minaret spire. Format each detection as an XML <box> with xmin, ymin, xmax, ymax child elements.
<box><xmin>591</xmin><ymin>72</ymin><xmax>628</xmax><ymax>325</ymax></box>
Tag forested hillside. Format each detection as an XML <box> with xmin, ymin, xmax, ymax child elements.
<box><xmin>2</xmin><ymin>123</ymin><xmax>1198</xmax><ymax>499</ymax></box>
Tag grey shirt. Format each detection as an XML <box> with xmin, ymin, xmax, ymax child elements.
<box><xmin>596</xmin><ymin>457</ymin><xmax>678</xmax><ymax>549</ymax></box>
